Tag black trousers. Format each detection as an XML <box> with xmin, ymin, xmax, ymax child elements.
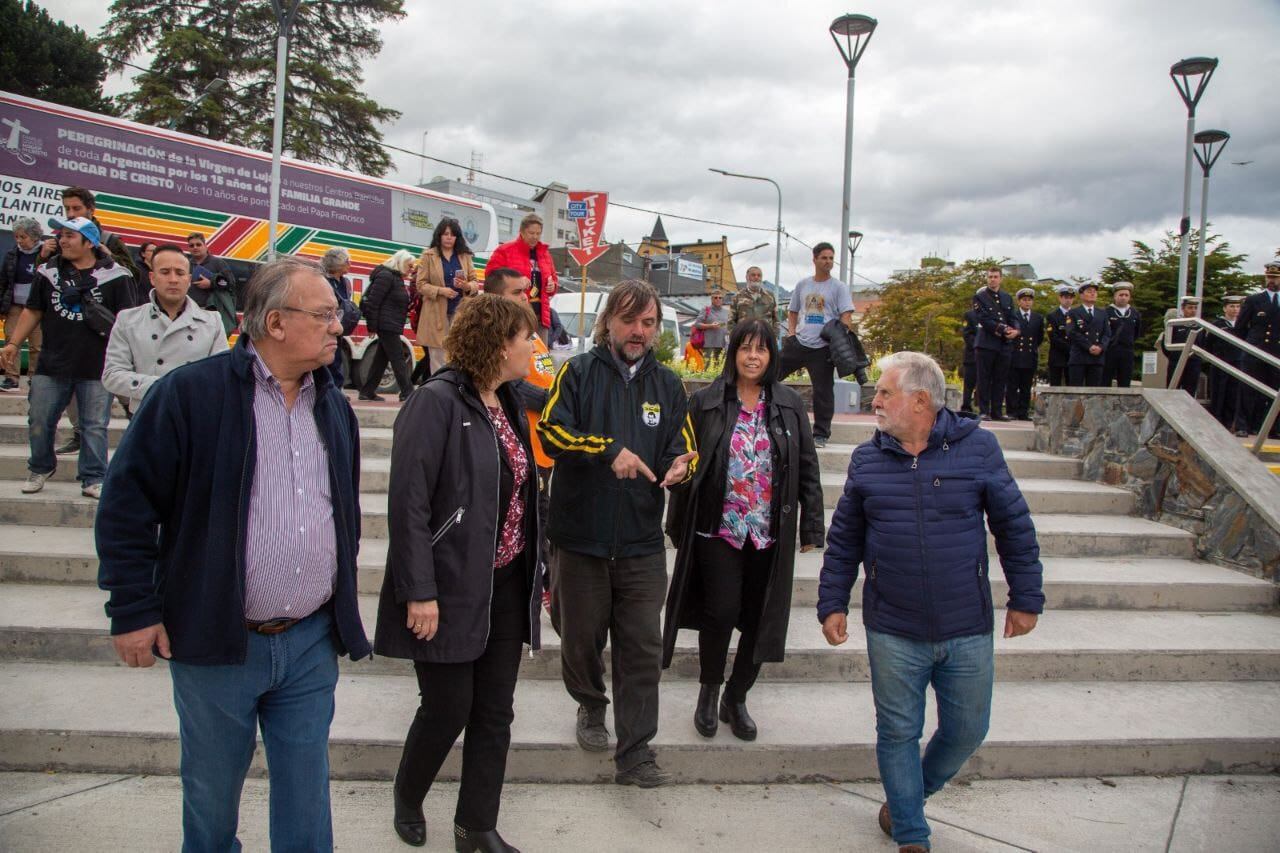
<box><xmin>394</xmin><ymin>560</ymin><xmax>528</xmax><ymax>832</ymax></box>
<box><xmin>1068</xmin><ymin>364</ymin><xmax>1103</xmax><ymax>387</ymax></box>
<box><xmin>1209</xmin><ymin>366</ymin><xmax>1242</xmax><ymax>430</ymax></box>
<box><xmin>778</xmin><ymin>337</ymin><xmax>836</xmax><ymax>440</ymax></box>
<box><xmin>359</xmin><ymin>331</ymin><xmax>413</xmax><ymax>397</ymax></box>
<box><xmin>1005</xmin><ymin>366</ymin><xmax>1035</xmax><ymax>419</ymax></box>
<box><xmin>1103</xmin><ymin>349</ymin><xmax>1134</xmax><ymax>388</ymax></box>
<box><xmin>1240</xmin><ymin>354</ymin><xmax>1280</xmax><ymax>435</ymax></box>
<box><xmin>960</xmin><ymin>361</ymin><xmax>977</xmax><ymax>412</ymax></box>
<box><xmin>550</xmin><ymin>546</ymin><xmax>667</xmax><ymax>770</ymax></box>
<box><xmin>1048</xmin><ymin>361</ymin><xmax>1069</xmax><ymax>387</ymax></box>
<box><xmin>694</xmin><ymin>536</ymin><xmax>772</xmax><ymax>701</ymax></box>
<box><xmin>1166</xmin><ymin>355</ymin><xmax>1202</xmax><ymax>396</ymax></box>
<box><xmin>974</xmin><ymin>348</ymin><xmax>1010</xmax><ymax>416</ymax></box>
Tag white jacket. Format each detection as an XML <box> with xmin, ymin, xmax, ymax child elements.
<box><xmin>102</xmin><ymin>293</ymin><xmax>228</xmax><ymax>401</ymax></box>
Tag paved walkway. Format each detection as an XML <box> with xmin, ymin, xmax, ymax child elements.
<box><xmin>1</xmin><ymin>772</ymin><xmax>1276</xmax><ymax>851</ymax></box>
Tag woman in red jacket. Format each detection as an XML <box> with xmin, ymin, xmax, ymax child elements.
<box><xmin>484</xmin><ymin>213</ymin><xmax>557</xmax><ymax>336</ymax></box>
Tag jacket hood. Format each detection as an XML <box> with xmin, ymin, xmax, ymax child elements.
<box><xmin>872</xmin><ymin>407</ymin><xmax>980</xmax><ymax>454</ymax></box>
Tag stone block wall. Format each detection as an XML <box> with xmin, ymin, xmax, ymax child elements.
<box><xmin>1034</xmin><ymin>387</ymin><xmax>1280</xmax><ymax>579</ymax></box>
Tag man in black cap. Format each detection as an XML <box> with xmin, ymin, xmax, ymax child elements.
<box><xmin>972</xmin><ymin>266</ymin><xmax>1018</xmax><ymax>420</ymax></box>
<box><xmin>1103</xmin><ymin>282</ymin><xmax>1141</xmax><ymax>388</ymax></box>
<box><xmin>1161</xmin><ymin>297</ymin><xmax>1203</xmax><ymax>395</ymax></box>
<box><xmin>1005</xmin><ymin>287</ymin><xmax>1043</xmax><ymax>420</ymax></box>
<box><xmin>1045</xmin><ymin>284</ymin><xmax>1075</xmax><ymax>386</ymax></box>
<box><xmin>1235</xmin><ymin>260</ymin><xmax>1280</xmax><ymax>437</ymax></box>
<box><xmin>1209</xmin><ymin>295</ymin><xmax>1246</xmax><ymax>434</ymax></box>
<box><xmin>1067</xmin><ymin>282</ymin><xmax>1109</xmax><ymax>387</ymax></box>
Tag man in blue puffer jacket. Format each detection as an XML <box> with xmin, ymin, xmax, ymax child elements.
<box><xmin>818</xmin><ymin>351</ymin><xmax>1044</xmax><ymax>853</ymax></box>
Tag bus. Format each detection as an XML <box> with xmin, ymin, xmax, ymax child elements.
<box><xmin>0</xmin><ymin>90</ymin><xmax>499</xmax><ymax>388</ymax></box>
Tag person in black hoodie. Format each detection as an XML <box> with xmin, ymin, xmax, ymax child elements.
<box><xmin>538</xmin><ymin>279</ymin><xmax>697</xmax><ymax>789</ymax></box>
<box><xmin>358</xmin><ymin>249</ymin><xmax>415</xmax><ymax>401</ymax></box>
<box><xmin>663</xmin><ymin>319</ymin><xmax>824</xmax><ymax>741</ymax></box>
<box><xmin>376</xmin><ymin>294</ymin><xmax>543</xmax><ymax>853</ymax></box>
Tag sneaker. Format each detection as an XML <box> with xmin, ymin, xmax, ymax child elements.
<box><xmin>22</xmin><ymin>472</ymin><xmax>51</xmax><ymax>494</ymax></box>
<box><xmin>81</xmin><ymin>483</ymin><xmax>102</xmax><ymax>499</ymax></box>
<box><xmin>55</xmin><ymin>436</ymin><xmax>81</xmax><ymax>455</ymax></box>
<box><xmin>575</xmin><ymin>705</ymin><xmax>610</xmax><ymax>752</ymax></box>
<box><xmin>813</xmin><ymin>436</ymin><xmax>828</xmax><ymax>448</ymax></box>
<box><xmin>614</xmin><ymin>760</ymin><xmax>671</xmax><ymax>788</ymax></box>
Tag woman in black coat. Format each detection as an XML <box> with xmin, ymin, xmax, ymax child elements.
<box><xmin>663</xmin><ymin>319</ymin><xmax>825</xmax><ymax>740</ymax></box>
<box><xmin>358</xmin><ymin>249</ymin><xmax>415</xmax><ymax>401</ymax></box>
<box><xmin>375</xmin><ymin>294</ymin><xmax>543</xmax><ymax>853</ymax></box>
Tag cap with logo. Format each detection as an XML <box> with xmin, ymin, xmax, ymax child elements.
<box><xmin>1180</xmin><ymin>296</ymin><xmax>1202</xmax><ymax>306</ymax></box>
<box><xmin>47</xmin><ymin>216</ymin><xmax>101</xmax><ymax>248</ymax></box>
<box><xmin>1264</xmin><ymin>260</ymin><xmax>1280</xmax><ymax>273</ymax></box>
<box><xmin>1015</xmin><ymin>287</ymin><xmax>1035</xmax><ymax>299</ymax></box>
<box><xmin>1076</xmin><ymin>281</ymin><xmax>1099</xmax><ymax>293</ymax></box>
<box><xmin>1223</xmin><ymin>295</ymin><xmax>1245</xmax><ymax>304</ymax></box>
<box><xmin>1053</xmin><ymin>283</ymin><xmax>1076</xmax><ymax>296</ymax></box>
<box><xmin>1109</xmin><ymin>281</ymin><xmax>1134</xmax><ymax>294</ymax></box>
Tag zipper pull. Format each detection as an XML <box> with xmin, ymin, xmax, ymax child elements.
<box><xmin>911</xmin><ymin>457</ymin><xmax>918</xmax><ymax>470</ymax></box>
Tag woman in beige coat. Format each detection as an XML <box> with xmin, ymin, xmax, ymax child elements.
<box><xmin>415</xmin><ymin>218</ymin><xmax>480</xmax><ymax>376</ymax></box>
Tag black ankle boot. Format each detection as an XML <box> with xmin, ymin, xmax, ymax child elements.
<box><xmin>694</xmin><ymin>684</ymin><xmax>719</xmax><ymax>737</ymax></box>
<box><xmin>392</xmin><ymin>785</ymin><xmax>426</xmax><ymax>847</ymax></box>
<box><xmin>454</xmin><ymin>825</ymin><xmax>520</xmax><ymax>853</ymax></box>
<box><xmin>719</xmin><ymin>694</ymin><xmax>758</xmax><ymax>741</ymax></box>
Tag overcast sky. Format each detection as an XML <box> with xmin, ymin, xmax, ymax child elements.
<box><xmin>43</xmin><ymin>0</ymin><xmax>1280</xmax><ymax>288</ymax></box>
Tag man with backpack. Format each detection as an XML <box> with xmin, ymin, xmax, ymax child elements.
<box><xmin>0</xmin><ymin>217</ymin><xmax>136</xmax><ymax>498</ymax></box>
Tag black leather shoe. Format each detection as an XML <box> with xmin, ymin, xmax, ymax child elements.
<box><xmin>454</xmin><ymin>825</ymin><xmax>520</xmax><ymax>853</ymax></box>
<box><xmin>719</xmin><ymin>696</ymin><xmax>758</xmax><ymax>741</ymax></box>
<box><xmin>994</xmin><ymin>414</ymin><xmax>1012</xmax><ymax>422</ymax></box>
<box><xmin>392</xmin><ymin>786</ymin><xmax>426</xmax><ymax>847</ymax></box>
<box><xmin>358</xmin><ymin>392</ymin><xmax>384</xmax><ymax>402</ymax></box>
<box><xmin>694</xmin><ymin>684</ymin><xmax>719</xmax><ymax>737</ymax></box>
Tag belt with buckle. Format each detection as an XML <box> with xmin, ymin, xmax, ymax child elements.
<box><xmin>246</xmin><ymin>617</ymin><xmax>301</xmax><ymax>635</ymax></box>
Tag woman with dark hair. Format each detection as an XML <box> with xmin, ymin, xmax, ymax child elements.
<box><xmin>663</xmin><ymin>319</ymin><xmax>825</xmax><ymax>740</ymax></box>
<box><xmin>376</xmin><ymin>294</ymin><xmax>543</xmax><ymax>853</ymax></box>
<box><xmin>415</xmin><ymin>217</ymin><xmax>479</xmax><ymax>378</ymax></box>
<box><xmin>136</xmin><ymin>241</ymin><xmax>158</xmax><ymax>294</ymax></box>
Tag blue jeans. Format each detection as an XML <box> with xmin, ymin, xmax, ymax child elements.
<box><xmin>866</xmin><ymin>629</ymin><xmax>994</xmax><ymax>850</ymax></box>
<box><xmin>169</xmin><ymin>609</ymin><xmax>340</xmax><ymax>853</ymax></box>
<box><xmin>27</xmin><ymin>375</ymin><xmax>111</xmax><ymax>485</ymax></box>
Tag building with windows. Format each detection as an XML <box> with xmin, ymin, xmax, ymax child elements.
<box><xmin>419</xmin><ymin>178</ymin><xmax>576</xmax><ymax>248</ymax></box>
<box><xmin>636</xmin><ymin>217</ymin><xmax>739</xmax><ymax>294</ymax></box>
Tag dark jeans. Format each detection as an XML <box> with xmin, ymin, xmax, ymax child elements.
<box><xmin>359</xmin><ymin>331</ymin><xmax>412</xmax><ymax>397</ymax></box>
<box><xmin>1069</xmin><ymin>364</ymin><xmax>1103</xmax><ymax>387</ymax></box>
<box><xmin>960</xmin><ymin>361</ymin><xmax>976</xmax><ymax>412</ymax></box>
<box><xmin>395</xmin><ymin>559</ymin><xmax>527</xmax><ymax>832</ymax></box>
<box><xmin>779</xmin><ymin>337</ymin><xmax>835</xmax><ymax>440</ymax></box>
<box><xmin>1004</xmin><ymin>366</ymin><xmax>1035</xmax><ymax>419</ymax></box>
<box><xmin>550</xmin><ymin>546</ymin><xmax>667</xmax><ymax>770</ymax></box>
<box><xmin>974</xmin><ymin>348</ymin><xmax>1010</xmax><ymax>416</ymax></box>
<box><xmin>1048</xmin><ymin>360</ymin><xmax>1068</xmax><ymax>387</ymax></box>
<box><xmin>1102</xmin><ymin>348</ymin><xmax>1134</xmax><ymax>388</ymax></box>
<box><xmin>695</xmin><ymin>536</ymin><xmax>771</xmax><ymax>701</ymax></box>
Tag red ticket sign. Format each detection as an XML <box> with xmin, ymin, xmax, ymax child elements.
<box><xmin>567</xmin><ymin>190</ymin><xmax>609</xmax><ymax>266</ymax></box>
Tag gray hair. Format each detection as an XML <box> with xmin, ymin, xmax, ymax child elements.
<box><xmin>381</xmin><ymin>249</ymin><xmax>415</xmax><ymax>275</ymax></box>
<box><xmin>519</xmin><ymin>212</ymin><xmax>543</xmax><ymax>232</ymax></box>
<box><xmin>878</xmin><ymin>351</ymin><xmax>946</xmax><ymax>412</ymax></box>
<box><xmin>10</xmin><ymin>217</ymin><xmax>42</xmax><ymax>241</ymax></box>
<box><xmin>241</xmin><ymin>256</ymin><xmax>325</xmax><ymax>340</ymax></box>
<box><xmin>320</xmin><ymin>246</ymin><xmax>350</xmax><ymax>274</ymax></box>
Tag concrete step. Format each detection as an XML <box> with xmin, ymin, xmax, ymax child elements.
<box><xmin>818</xmin><ymin>474</ymin><xmax>1134</xmax><ymax>514</ymax></box>
<box><xmin>5</xmin><ymin>583</ymin><xmax>1279</xmax><ymax>682</ymax></box>
<box><xmin>0</xmin><ymin>525</ymin><xmax>1271</xmax><ymax>612</ymax></box>
<box><xmin>818</xmin><ymin>445</ymin><xmax>1081</xmax><ymax>478</ymax></box>
<box><xmin>1</xmin><ymin>662</ymin><xmax>1276</xmax><ymax>781</ymax></box>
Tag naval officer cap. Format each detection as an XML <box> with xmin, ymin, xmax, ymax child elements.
<box><xmin>1265</xmin><ymin>259</ymin><xmax>1280</xmax><ymax>272</ymax></box>
<box><xmin>1180</xmin><ymin>296</ymin><xmax>1202</xmax><ymax>306</ymax></box>
<box><xmin>1224</xmin><ymin>294</ymin><xmax>1245</xmax><ymax>304</ymax></box>
<box><xmin>1076</xmin><ymin>281</ymin><xmax>1099</xmax><ymax>293</ymax></box>
<box><xmin>1053</xmin><ymin>283</ymin><xmax>1076</xmax><ymax>295</ymax></box>
<box><xmin>1015</xmin><ymin>287</ymin><xmax>1035</xmax><ymax>298</ymax></box>
<box><xmin>1109</xmin><ymin>281</ymin><xmax>1134</xmax><ymax>294</ymax></box>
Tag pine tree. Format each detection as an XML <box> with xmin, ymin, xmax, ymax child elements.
<box><xmin>99</xmin><ymin>0</ymin><xmax>405</xmax><ymax>177</ymax></box>
<box><xmin>0</xmin><ymin>0</ymin><xmax>113</xmax><ymax>113</ymax></box>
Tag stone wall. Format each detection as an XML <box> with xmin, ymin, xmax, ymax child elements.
<box><xmin>1034</xmin><ymin>387</ymin><xmax>1280</xmax><ymax>579</ymax></box>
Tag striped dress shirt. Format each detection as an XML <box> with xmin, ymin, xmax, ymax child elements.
<box><xmin>242</xmin><ymin>343</ymin><xmax>338</xmax><ymax>621</ymax></box>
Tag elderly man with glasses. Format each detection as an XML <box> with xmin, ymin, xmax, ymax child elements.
<box><xmin>96</xmin><ymin>255</ymin><xmax>371</xmax><ymax>851</ymax></box>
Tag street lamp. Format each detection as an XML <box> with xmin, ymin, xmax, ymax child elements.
<box><xmin>848</xmin><ymin>229</ymin><xmax>863</xmax><ymax>287</ymax></box>
<box><xmin>1191</xmin><ymin>129</ymin><xmax>1230</xmax><ymax>303</ymax></box>
<box><xmin>829</xmin><ymin>13</ymin><xmax>877</xmax><ymax>286</ymax></box>
<box><xmin>418</xmin><ymin>130</ymin><xmax>429</xmax><ymax>186</ymax></box>
<box><xmin>167</xmin><ymin>78</ymin><xmax>228</xmax><ymax>130</ymax></box>
<box><xmin>709</xmin><ymin>167</ymin><xmax>782</xmax><ymax>302</ymax></box>
<box><xmin>267</xmin><ymin>0</ymin><xmax>304</xmax><ymax>259</ymax></box>
<box><xmin>1169</xmin><ymin>56</ymin><xmax>1218</xmax><ymax>303</ymax></box>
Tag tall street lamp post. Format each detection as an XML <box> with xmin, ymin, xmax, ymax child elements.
<box><xmin>1192</xmin><ymin>129</ymin><xmax>1230</xmax><ymax>303</ymax></box>
<box><xmin>1169</xmin><ymin>56</ymin><xmax>1218</xmax><ymax>303</ymax></box>
<box><xmin>267</xmin><ymin>0</ymin><xmax>304</xmax><ymax>259</ymax></box>
<box><xmin>829</xmin><ymin>13</ymin><xmax>877</xmax><ymax>286</ymax></box>
<box><xmin>848</xmin><ymin>229</ymin><xmax>863</xmax><ymax>288</ymax></box>
<box><xmin>710</xmin><ymin>167</ymin><xmax>782</xmax><ymax>302</ymax></box>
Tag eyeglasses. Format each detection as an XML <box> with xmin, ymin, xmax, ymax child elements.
<box><xmin>281</xmin><ymin>306</ymin><xmax>340</xmax><ymax>325</ymax></box>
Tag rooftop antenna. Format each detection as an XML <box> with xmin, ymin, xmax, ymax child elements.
<box><xmin>466</xmin><ymin>151</ymin><xmax>483</xmax><ymax>184</ymax></box>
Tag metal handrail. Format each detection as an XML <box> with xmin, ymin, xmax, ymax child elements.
<box><xmin>1164</xmin><ymin>316</ymin><xmax>1280</xmax><ymax>455</ymax></box>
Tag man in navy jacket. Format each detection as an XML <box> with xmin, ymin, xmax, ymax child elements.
<box><xmin>96</xmin><ymin>256</ymin><xmax>370</xmax><ymax>851</ymax></box>
<box><xmin>818</xmin><ymin>351</ymin><xmax>1044</xmax><ymax>853</ymax></box>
